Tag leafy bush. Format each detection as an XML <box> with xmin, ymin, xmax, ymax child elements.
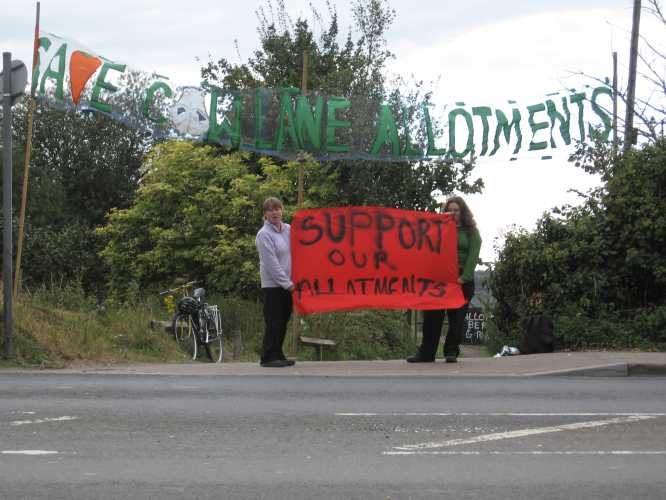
<box><xmin>300</xmin><ymin>309</ymin><xmax>413</xmax><ymax>360</ymax></box>
<box><xmin>489</xmin><ymin>140</ymin><xmax>666</xmax><ymax>350</ymax></box>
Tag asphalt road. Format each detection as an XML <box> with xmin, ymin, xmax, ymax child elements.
<box><xmin>1</xmin><ymin>373</ymin><xmax>665</xmax><ymax>499</ymax></box>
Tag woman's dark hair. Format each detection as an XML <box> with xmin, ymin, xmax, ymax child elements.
<box><xmin>443</xmin><ymin>196</ymin><xmax>478</xmax><ymax>234</ymax></box>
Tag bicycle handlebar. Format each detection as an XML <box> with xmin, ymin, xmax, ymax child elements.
<box><xmin>159</xmin><ymin>280</ymin><xmax>198</xmax><ymax>296</ymax></box>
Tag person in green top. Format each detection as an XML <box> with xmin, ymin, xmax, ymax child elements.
<box><xmin>407</xmin><ymin>196</ymin><xmax>482</xmax><ymax>363</ymax></box>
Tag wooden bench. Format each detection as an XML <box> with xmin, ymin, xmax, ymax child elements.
<box><xmin>299</xmin><ymin>336</ymin><xmax>337</xmax><ymax>361</ymax></box>
<box><xmin>149</xmin><ymin>319</ymin><xmax>173</xmax><ymax>333</ymax></box>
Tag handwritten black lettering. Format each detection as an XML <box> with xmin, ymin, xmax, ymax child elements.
<box><xmin>398</xmin><ymin>219</ymin><xmax>416</xmax><ymax>249</ymax></box>
<box><xmin>427</xmin><ymin>280</ymin><xmax>446</xmax><ymax>298</ymax></box>
<box><xmin>374</xmin><ymin>277</ymin><xmax>389</xmax><ymax>294</ymax></box>
<box><xmin>354</xmin><ymin>277</ymin><xmax>373</xmax><ymax>294</ymax></box>
<box><xmin>314</xmin><ymin>277</ymin><xmax>335</xmax><ymax>295</ymax></box>
<box><xmin>430</xmin><ymin>220</ymin><xmax>443</xmax><ymax>254</ymax></box>
<box><xmin>324</xmin><ymin>213</ymin><xmax>346</xmax><ymax>243</ymax></box>
<box><xmin>374</xmin><ymin>212</ymin><xmax>395</xmax><ymax>250</ymax></box>
<box><xmin>346</xmin><ymin>280</ymin><xmax>356</xmax><ymax>295</ymax></box>
<box><xmin>374</xmin><ymin>250</ymin><xmax>398</xmax><ymax>271</ymax></box>
<box><xmin>295</xmin><ymin>279</ymin><xmax>312</xmax><ymax>300</ymax></box>
<box><xmin>299</xmin><ymin>216</ymin><xmax>323</xmax><ymax>245</ymax></box>
<box><xmin>417</xmin><ymin>219</ymin><xmax>436</xmax><ymax>252</ymax></box>
<box><xmin>351</xmin><ymin>251</ymin><xmax>368</xmax><ymax>268</ymax></box>
<box><xmin>328</xmin><ymin>249</ymin><xmax>345</xmax><ymax>266</ymax></box>
<box><xmin>389</xmin><ymin>276</ymin><xmax>399</xmax><ymax>294</ymax></box>
<box><xmin>417</xmin><ymin>277</ymin><xmax>435</xmax><ymax>296</ymax></box>
<box><xmin>350</xmin><ymin>211</ymin><xmax>372</xmax><ymax>247</ymax></box>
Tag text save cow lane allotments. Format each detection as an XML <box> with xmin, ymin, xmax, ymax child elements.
<box><xmin>291</xmin><ymin>206</ymin><xmax>466</xmax><ymax>314</ymax></box>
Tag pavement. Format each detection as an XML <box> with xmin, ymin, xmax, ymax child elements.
<box><xmin>9</xmin><ymin>348</ymin><xmax>666</xmax><ymax>377</ymax></box>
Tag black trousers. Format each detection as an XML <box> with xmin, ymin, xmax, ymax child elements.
<box><xmin>261</xmin><ymin>287</ymin><xmax>293</xmax><ymax>363</ymax></box>
<box><xmin>419</xmin><ymin>281</ymin><xmax>474</xmax><ymax>359</ymax></box>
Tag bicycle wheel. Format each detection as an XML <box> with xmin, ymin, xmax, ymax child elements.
<box><xmin>171</xmin><ymin>312</ymin><xmax>189</xmax><ymax>343</ymax></box>
<box><xmin>172</xmin><ymin>312</ymin><xmax>197</xmax><ymax>360</ymax></box>
<box><xmin>203</xmin><ymin>306</ymin><xmax>224</xmax><ymax>363</ymax></box>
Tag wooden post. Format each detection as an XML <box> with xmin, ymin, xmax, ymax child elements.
<box><xmin>14</xmin><ymin>2</ymin><xmax>41</xmax><ymax>297</ymax></box>
<box><xmin>411</xmin><ymin>309</ymin><xmax>417</xmax><ymax>343</ymax></box>
<box><xmin>623</xmin><ymin>0</ymin><xmax>641</xmax><ymax>152</ymax></box>
<box><xmin>290</xmin><ymin>49</ymin><xmax>309</xmax><ymax>358</ymax></box>
<box><xmin>297</xmin><ymin>49</ymin><xmax>308</xmax><ymax>208</ymax></box>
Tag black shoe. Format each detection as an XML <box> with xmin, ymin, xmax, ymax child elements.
<box><xmin>444</xmin><ymin>346</ymin><xmax>460</xmax><ymax>363</ymax></box>
<box><xmin>284</xmin><ymin>359</ymin><xmax>296</xmax><ymax>366</ymax></box>
<box><xmin>406</xmin><ymin>353</ymin><xmax>435</xmax><ymax>363</ymax></box>
<box><xmin>260</xmin><ymin>359</ymin><xmax>289</xmax><ymax>367</ymax></box>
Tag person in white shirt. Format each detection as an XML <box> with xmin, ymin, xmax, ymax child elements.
<box><xmin>255</xmin><ymin>197</ymin><xmax>296</xmax><ymax>367</ymax></box>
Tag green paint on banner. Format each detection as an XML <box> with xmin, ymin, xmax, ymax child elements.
<box><xmin>448</xmin><ymin>108</ymin><xmax>474</xmax><ymax>158</ymax></box>
<box><xmin>90</xmin><ymin>61</ymin><xmax>126</xmax><ymax>113</ymax></box>
<box><xmin>326</xmin><ymin>97</ymin><xmax>351</xmax><ymax>153</ymax></box>
<box><xmin>371</xmin><ymin>104</ymin><xmax>401</xmax><ymax>156</ymax></box>
<box><xmin>40</xmin><ymin>41</ymin><xmax>66</xmax><ymax>101</ymax></box>
<box><xmin>275</xmin><ymin>87</ymin><xmax>301</xmax><ymax>151</ymax></box>
<box><xmin>296</xmin><ymin>95</ymin><xmax>324</xmax><ymax>150</ymax></box>
<box><xmin>546</xmin><ymin>98</ymin><xmax>571</xmax><ymax>147</ymax></box>
<box><xmin>527</xmin><ymin>103</ymin><xmax>548</xmax><ymax>151</ymax></box>
<box><xmin>143</xmin><ymin>80</ymin><xmax>173</xmax><ymax>123</ymax></box>
<box><xmin>208</xmin><ymin>88</ymin><xmax>242</xmax><ymax>147</ymax></box>
<box><xmin>589</xmin><ymin>86</ymin><xmax>612</xmax><ymax>142</ymax></box>
<box><xmin>491</xmin><ymin>108</ymin><xmax>522</xmax><ymax>155</ymax></box>
<box><xmin>423</xmin><ymin>104</ymin><xmax>446</xmax><ymax>156</ymax></box>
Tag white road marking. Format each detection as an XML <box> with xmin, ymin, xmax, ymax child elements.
<box><xmin>384</xmin><ymin>450</ymin><xmax>666</xmax><ymax>456</ymax></box>
<box><xmin>394</xmin><ymin>415</ymin><xmax>655</xmax><ymax>450</ymax></box>
<box><xmin>2</xmin><ymin>450</ymin><xmax>59</xmax><ymax>455</ymax></box>
<box><xmin>336</xmin><ymin>412</ymin><xmax>666</xmax><ymax>417</ymax></box>
<box><xmin>10</xmin><ymin>416</ymin><xmax>79</xmax><ymax>426</ymax></box>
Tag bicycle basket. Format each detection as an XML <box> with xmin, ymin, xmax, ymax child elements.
<box><xmin>177</xmin><ymin>296</ymin><xmax>201</xmax><ymax>315</ymax></box>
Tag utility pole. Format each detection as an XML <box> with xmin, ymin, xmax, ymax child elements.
<box><xmin>290</xmin><ymin>49</ymin><xmax>309</xmax><ymax>358</ymax></box>
<box><xmin>624</xmin><ymin>0</ymin><xmax>642</xmax><ymax>152</ymax></box>
<box><xmin>612</xmin><ymin>51</ymin><xmax>618</xmax><ymax>158</ymax></box>
<box><xmin>15</xmin><ymin>1</ymin><xmax>41</xmax><ymax>297</ymax></box>
<box><xmin>2</xmin><ymin>53</ymin><xmax>12</xmax><ymax>359</ymax></box>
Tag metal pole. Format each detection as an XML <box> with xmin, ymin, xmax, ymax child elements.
<box><xmin>624</xmin><ymin>0</ymin><xmax>641</xmax><ymax>151</ymax></box>
<box><xmin>14</xmin><ymin>1</ymin><xmax>41</xmax><ymax>297</ymax></box>
<box><xmin>612</xmin><ymin>51</ymin><xmax>618</xmax><ymax>157</ymax></box>
<box><xmin>2</xmin><ymin>52</ymin><xmax>15</xmax><ymax>358</ymax></box>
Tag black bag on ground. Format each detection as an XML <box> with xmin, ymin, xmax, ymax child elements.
<box><xmin>520</xmin><ymin>314</ymin><xmax>555</xmax><ymax>354</ymax></box>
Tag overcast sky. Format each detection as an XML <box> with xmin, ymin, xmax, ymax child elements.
<box><xmin>3</xmin><ymin>0</ymin><xmax>664</xmax><ymax>262</ymax></box>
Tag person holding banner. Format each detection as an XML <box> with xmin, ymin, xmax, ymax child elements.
<box><xmin>256</xmin><ymin>197</ymin><xmax>296</xmax><ymax>368</ymax></box>
<box><xmin>407</xmin><ymin>196</ymin><xmax>482</xmax><ymax>363</ymax></box>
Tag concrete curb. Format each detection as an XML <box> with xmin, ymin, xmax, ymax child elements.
<box><xmin>627</xmin><ymin>363</ymin><xmax>666</xmax><ymax>376</ymax></box>
<box><xmin>532</xmin><ymin>363</ymin><xmax>630</xmax><ymax>377</ymax></box>
<box><xmin>2</xmin><ymin>353</ymin><xmax>666</xmax><ymax>378</ymax></box>
<box><xmin>533</xmin><ymin>363</ymin><xmax>666</xmax><ymax>377</ymax></box>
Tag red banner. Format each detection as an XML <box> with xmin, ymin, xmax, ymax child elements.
<box><xmin>291</xmin><ymin>206</ymin><xmax>465</xmax><ymax>314</ymax></box>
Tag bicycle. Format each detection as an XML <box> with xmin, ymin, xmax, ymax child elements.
<box><xmin>159</xmin><ymin>280</ymin><xmax>197</xmax><ymax>342</ymax></box>
<box><xmin>161</xmin><ymin>282</ymin><xmax>224</xmax><ymax>363</ymax></box>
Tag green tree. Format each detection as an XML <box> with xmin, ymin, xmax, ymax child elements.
<box><xmin>98</xmin><ymin>140</ymin><xmax>314</xmax><ymax>299</ymax></box>
<box><xmin>6</xmin><ymin>101</ymin><xmax>147</xmax><ymax>296</ymax></box>
<box><xmin>201</xmin><ymin>0</ymin><xmax>482</xmax><ymax>210</ymax></box>
<box><xmin>99</xmin><ymin>0</ymin><xmax>483</xmax><ymax>301</ymax></box>
<box><xmin>489</xmin><ymin>139</ymin><xmax>666</xmax><ymax>348</ymax></box>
